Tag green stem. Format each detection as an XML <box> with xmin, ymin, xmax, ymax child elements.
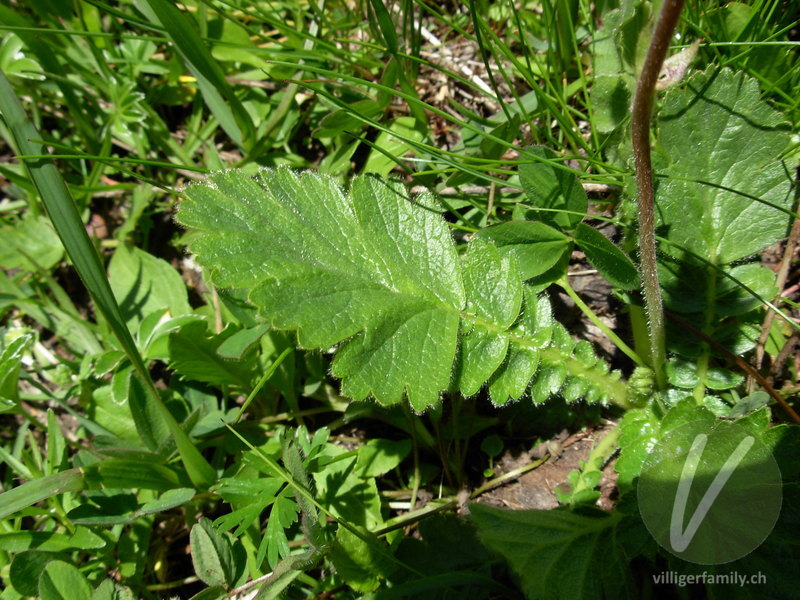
<box><xmin>557</xmin><ymin>278</ymin><xmax>646</xmax><ymax>368</ymax></box>
<box><xmin>631</xmin><ymin>0</ymin><xmax>685</xmax><ymax>389</ymax></box>
<box><xmin>628</xmin><ymin>303</ymin><xmax>652</xmax><ymax>363</ymax></box>
<box><xmin>233</xmin><ymin>347</ymin><xmax>292</xmax><ymax>423</ymax></box>
<box><xmin>403</xmin><ymin>404</ymin><xmax>422</xmax><ymax>512</ymax></box>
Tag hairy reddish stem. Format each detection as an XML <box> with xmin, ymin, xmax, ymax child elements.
<box><xmin>631</xmin><ymin>0</ymin><xmax>685</xmax><ymax>389</ymax></box>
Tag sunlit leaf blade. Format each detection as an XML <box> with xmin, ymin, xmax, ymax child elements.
<box><xmin>473</xmin><ymin>221</ymin><xmax>571</xmax><ymax>280</ymax></box>
<box><xmin>656</xmin><ymin>68</ymin><xmax>793</xmax><ymax>264</ymax></box>
<box><xmin>190</xmin><ymin>518</ymin><xmax>235</xmax><ymax>588</ymax></box>
<box><xmin>455</xmin><ymin>239</ymin><xmax>521</xmax><ymax>396</ymax></box>
<box><xmin>178</xmin><ymin>168</ymin><xmax>629</xmax><ymax>410</ymax></box>
<box><xmin>39</xmin><ymin>561</ymin><xmax>92</xmax><ymax>600</ymax></box>
<box><xmin>0</xmin><ymin>333</ymin><xmax>33</xmax><ymax>409</ymax></box>
<box><xmin>487</xmin><ymin>290</ymin><xmax>552</xmax><ymax>405</ymax></box>
<box><xmin>82</xmin><ymin>459</ymin><xmax>186</xmax><ymax>491</ymax></box>
<box><xmin>0</xmin><ymin>527</ymin><xmax>105</xmax><ymax>552</ymax></box>
<box><xmin>0</xmin><ymin>71</ymin><xmax>215</xmax><ymax>487</ymax></box>
<box><xmin>589</xmin><ymin>2</ymin><xmax>651</xmax><ymax>134</ymax></box>
<box><xmin>0</xmin><ymin>215</ymin><xmax>63</xmax><ymax>270</ymax></box>
<box><xmin>179</xmin><ymin>168</ymin><xmax>463</xmax><ymax>410</ymax></box>
<box><xmin>616</xmin><ymin>400</ymin><xmax>716</xmax><ymax>492</ymax></box>
<box><xmin>168</xmin><ymin>321</ymin><xmax>257</xmax><ymax>388</ymax></box>
<box><xmin>108</xmin><ymin>243</ymin><xmax>192</xmax><ymax>330</ymax></box>
<box><xmin>367</xmin><ymin>0</ymin><xmax>398</xmax><ymax>54</ymax></box>
<box><xmin>330</xmin><ymin>525</ymin><xmax>395</xmax><ymax>592</ymax></box>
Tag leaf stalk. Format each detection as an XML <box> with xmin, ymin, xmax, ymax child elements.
<box><xmin>557</xmin><ymin>278</ymin><xmax>647</xmax><ymax>369</ymax></box>
<box><xmin>631</xmin><ymin>0</ymin><xmax>685</xmax><ymax>388</ymax></box>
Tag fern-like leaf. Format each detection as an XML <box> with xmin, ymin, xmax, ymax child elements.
<box><xmin>177</xmin><ymin>168</ymin><xmax>626</xmax><ymax>410</ymax></box>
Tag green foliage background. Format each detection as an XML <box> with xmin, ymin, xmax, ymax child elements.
<box><xmin>0</xmin><ymin>1</ymin><xmax>798</xmax><ymax>599</ymax></box>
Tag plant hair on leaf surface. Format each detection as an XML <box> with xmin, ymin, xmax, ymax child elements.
<box><xmin>177</xmin><ymin>167</ymin><xmax>629</xmax><ymax>411</ymax></box>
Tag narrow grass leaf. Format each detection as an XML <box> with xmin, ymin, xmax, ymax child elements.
<box><xmin>0</xmin><ymin>333</ymin><xmax>33</xmax><ymax>409</ymax></box>
<box><xmin>82</xmin><ymin>459</ymin><xmax>186</xmax><ymax>491</ymax></box>
<box><xmin>0</xmin><ymin>469</ymin><xmax>85</xmax><ymax>520</ymax></box>
<box><xmin>0</xmin><ymin>528</ymin><xmax>106</xmax><ymax>553</ymax></box>
<box><xmin>138</xmin><ymin>487</ymin><xmax>196</xmax><ymax>514</ymax></box>
<box><xmin>368</xmin><ymin>0</ymin><xmax>398</xmax><ymax>54</ymax></box>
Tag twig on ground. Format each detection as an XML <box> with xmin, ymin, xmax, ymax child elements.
<box><xmin>666</xmin><ymin>311</ymin><xmax>800</xmax><ymax>424</ymax></box>
<box><xmin>409</xmin><ymin>183</ymin><xmax>619</xmax><ymax>196</ymax></box>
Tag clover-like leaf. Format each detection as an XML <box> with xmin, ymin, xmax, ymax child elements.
<box><xmin>190</xmin><ymin>517</ymin><xmax>236</xmax><ymax>588</ymax></box>
<box><xmin>178</xmin><ymin>168</ymin><xmax>627</xmax><ymax>410</ymax></box>
<box><xmin>573</xmin><ymin>223</ymin><xmax>639</xmax><ymax>290</ymax></box>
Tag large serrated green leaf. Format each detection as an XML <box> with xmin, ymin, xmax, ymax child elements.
<box><xmin>616</xmin><ymin>399</ymin><xmax>717</xmax><ymax>493</ymax></box>
<box><xmin>178</xmin><ymin>168</ymin><xmax>627</xmax><ymax>410</ymax></box>
<box><xmin>656</xmin><ymin>68</ymin><xmax>793</xmax><ymax>264</ymax></box>
<box><xmin>470</xmin><ymin>504</ymin><xmax>636</xmax><ymax>600</ymax></box>
<box><xmin>179</xmin><ymin>169</ymin><xmax>462</xmax><ymax>410</ymax></box>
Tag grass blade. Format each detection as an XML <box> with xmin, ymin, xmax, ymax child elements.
<box><xmin>0</xmin><ymin>70</ymin><xmax>215</xmax><ymax>487</ymax></box>
<box><xmin>138</xmin><ymin>0</ymin><xmax>255</xmax><ymax>149</ymax></box>
<box><xmin>0</xmin><ymin>469</ymin><xmax>84</xmax><ymax>520</ymax></box>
